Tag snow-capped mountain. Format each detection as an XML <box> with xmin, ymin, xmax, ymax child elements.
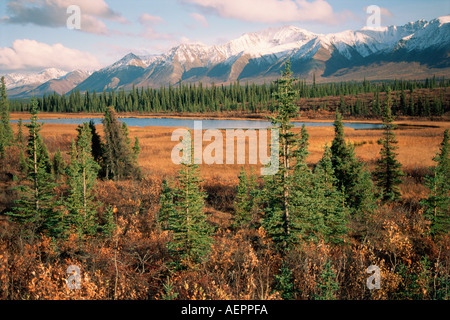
<box><xmin>4</xmin><ymin>68</ymin><xmax>68</xmax><ymax>89</ymax></box>
<box><xmin>5</xmin><ymin>69</ymin><xmax>90</xmax><ymax>98</ymax></box>
<box><xmin>3</xmin><ymin>16</ymin><xmax>450</xmax><ymax>98</ymax></box>
<box><xmin>79</xmin><ymin>15</ymin><xmax>448</xmax><ymax>92</ymax></box>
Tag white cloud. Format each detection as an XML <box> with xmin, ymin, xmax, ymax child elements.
<box><xmin>138</xmin><ymin>13</ymin><xmax>172</xmax><ymax>40</ymax></box>
<box><xmin>184</xmin><ymin>0</ymin><xmax>342</xmax><ymax>24</ymax></box>
<box><xmin>0</xmin><ymin>39</ymin><xmax>101</xmax><ymax>72</ymax></box>
<box><xmin>3</xmin><ymin>0</ymin><xmax>127</xmax><ymax>34</ymax></box>
<box><xmin>139</xmin><ymin>13</ymin><xmax>165</xmax><ymax>25</ymax></box>
<box><xmin>190</xmin><ymin>13</ymin><xmax>209</xmax><ymax>27</ymax></box>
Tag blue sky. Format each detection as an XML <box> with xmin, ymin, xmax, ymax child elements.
<box><xmin>0</xmin><ymin>0</ymin><xmax>449</xmax><ymax>73</ymax></box>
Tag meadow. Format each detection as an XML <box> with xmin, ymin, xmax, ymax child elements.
<box><xmin>0</xmin><ymin>108</ymin><xmax>448</xmax><ymax>301</ymax></box>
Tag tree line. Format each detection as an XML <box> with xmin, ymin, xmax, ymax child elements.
<box><xmin>8</xmin><ymin>76</ymin><xmax>449</xmax><ymax>117</ymax></box>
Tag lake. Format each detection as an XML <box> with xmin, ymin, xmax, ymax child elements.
<box><xmin>11</xmin><ymin>117</ymin><xmax>383</xmax><ymax>130</ymax></box>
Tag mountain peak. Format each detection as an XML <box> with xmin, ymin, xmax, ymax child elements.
<box><xmin>5</xmin><ymin>16</ymin><xmax>450</xmax><ymax>98</ymax></box>
<box><xmin>107</xmin><ymin>53</ymin><xmax>146</xmax><ymax>71</ymax></box>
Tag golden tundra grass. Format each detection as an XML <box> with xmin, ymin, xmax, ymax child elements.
<box><xmin>10</xmin><ymin>113</ymin><xmax>450</xmax><ymax>184</ymax></box>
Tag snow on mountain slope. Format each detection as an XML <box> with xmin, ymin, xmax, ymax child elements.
<box><xmin>103</xmin><ymin>53</ymin><xmax>148</xmax><ymax>72</ymax></box>
<box><xmin>4</xmin><ymin>15</ymin><xmax>449</xmax><ymax>97</ymax></box>
<box><xmin>4</xmin><ymin>68</ymin><xmax>68</xmax><ymax>89</ymax></box>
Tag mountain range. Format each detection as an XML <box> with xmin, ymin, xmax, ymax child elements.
<box><xmin>3</xmin><ymin>15</ymin><xmax>450</xmax><ymax>98</ymax></box>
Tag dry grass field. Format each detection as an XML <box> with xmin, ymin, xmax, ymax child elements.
<box><xmin>10</xmin><ymin>112</ymin><xmax>450</xmax><ymax>183</ymax></box>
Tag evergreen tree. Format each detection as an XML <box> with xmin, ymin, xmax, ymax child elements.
<box><xmin>315</xmin><ymin>260</ymin><xmax>340</xmax><ymax>300</ymax></box>
<box><xmin>103</xmin><ymin>107</ymin><xmax>140</xmax><ymax>180</ymax></box>
<box><xmin>313</xmin><ymin>146</ymin><xmax>349</xmax><ymax>244</ymax></box>
<box><xmin>66</xmin><ymin>123</ymin><xmax>101</xmax><ymax>237</ymax></box>
<box><xmin>133</xmin><ymin>137</ymin><xmax>141</xmax><ymax>161</ymax></box>
<box><xmin>422</xmin><ymin>130</ymin><xmax>449</xmax><ymax>238</ymax></box>
<box><xmin>330</xmin><ymin>111</ymin><xmax>376</xmax><ymax>215</ymax></box>
<box><xmin>233</xmin><ymin>167</ymin><xmax>253</xmax><ymax>228</ymax></box>
<box><xmin>7</xmin><ymin>99</ymin><xmax>61</xmax><ymax>237</ymax></box>
<box><xmin>52</xmin><ymin>149</ymin><xmax>66</xmax><ymax>181</ymax></box>
<box><xmin>88</xmin><ymin>120</ymin><xmax>105</xmax><ymax>176</ymax></box>
<box><xmin>16</xmin><ymin>118</ymin><xmax>25</xmax><ymax>146</ymax></box>
<box><xmin>374</xmin><ymin>96</ymin><xmax>404</xmax><ymax>202</ymax></box>
<box><xmin>0</xmin><ymin>76</ymin><xmax>13</xmax><ymax>158</ymax></box>
<box><xmin>158</xmin><ymin>179</ymin><xmax>176</xmax><ymax>231</ymax></box>
<box><xmin>263</xmin><ymin>61</ymin><xmax>300</xmax><ymax>251</ymax></box>
<box><xmin>273</xmin><ymin>261</ymin><xmax>296</xmax><ymax>300</ymax></box>
<box><xmin>166</xmin><ymin>142</ymin><xmax>213</xmax><ymax>268</ymax></box>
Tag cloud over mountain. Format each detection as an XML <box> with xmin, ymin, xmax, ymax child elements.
<box><xmin>0</xmin><ymin>39</ymin><xmax>101</xmax><ymax>72</ymax></box>
<box><xmin>184</xmin><ymin>0</ymin><xmax>343</xmax><ymax>24</ymax></box>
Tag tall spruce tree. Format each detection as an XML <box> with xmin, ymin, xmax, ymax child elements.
<box><xmin>313</xmin><ymin>146</ymin><xmax>349</xmax><ymax>244</ymax></box>
<box><xmin>374</xmin><ymin>94</ymin><xmax>404</xmax><ymax>202</ymax></box>
<box><xmin>330</xmin><ymin>111</ymin><xmax>376</xmax><ymax>216</ymax></box>
<box><xmin>262</xmin><ymin>61</ymin><xmax>301</xmax><ymax>251</ymax></box>
<box><xmin>233</xmin><ymin>167</ymin><xmax>254</xmax><ymax>229</ymax></box>
<box><xmin>66</xmin><ymin>123</ymin><xmax>101</xmax><ymax>236</ymax></box>
<box><xmin>8</xmin><ymin>99</ymin><xmax>60</xmax><ymax>237</ymax></box>
<box><xmin>422</xmin><ymin>129</ymin><xmax>449</xmax><ymax>238</ymax></box>
<box><xmin>103</xmin><ymin>107</ymin><xmax>140</xmax><ymax>180</ymax></box>
<box><xmin>166</xmin><ymin>140</ymin><xmax>213</xmax><ymax>268</ymax></box>
<box><xmin>0</xmin><ymin>76</ymin><xmax>13</xmax><ymax>158</ymax></box>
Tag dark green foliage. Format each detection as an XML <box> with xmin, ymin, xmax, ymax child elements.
<box><xmin>330</xmin><ymin>111</ymin><xmax>376</xmax><ymax>215</ymax></box>
<box><xmin>312</xmin><ymin>146</ymin><xmax>349</xmax><ymax>244</ymax></box>
<box><xmin>273</xmin><ymin>262</ymin><xmax>296</xmax><ymax>300</ymax></box>
<box><xmin>233</xmin><ymin>167</ymin><xmax>257</xmax><ymax>229</ymax></box>
<box><xmin>374</xmin><ymin>93</ymin><xmax>404</xmax><ymax>202</ymax></box>
<box><xmin>133</xmin><ymin>137</ymin><xmax>141</xmax><ymax>160</ymax></box>
<box><xmin>165</xmin><ymin>144</ymin><xmax>213</xmax><ymax>268</ymax></box>
<box><xmin>9</xmin><ymin>77</ymin><xmax>449</xmax><ymax>118</ymax></box>
<box><xmin>16</xmin><ymin>118</ymin><xmax>25</xmax><ymax>146</ymax></box>
<box><xmin>52</xmin><ymin>149</ymin><xmax>66</xmax><ymax>181</ymax></box>
<box><xmin>158</xmin><ymin>179</ymin><xmax>176</xmax><ymax>231</ymax></box>
<box><xmin>315</xmin><ymin>260</ymin><xmax>339</xmax><ymax>300</ymax></box>
<box><xmin>422</xmin><ymin>129</ymin><xmax>450</xmax><ymax>238</ymax></box>
<box><xmin>0</xmin><ymin>76</ymin><xmax>13</xmax><ymax>158</ymax></box>
<box><xmin>7</xmin><ymin>99</ymin><xmax>61</xmax><ymax>237</ymax></box>
<box><xmin>65</xmin><ymin>123</ymin><xmax>102</xmax><ymax>237</ymax></box>
<box><xmin>103</xmin><ymin>107</ymin><xmax>140</xmax><ymax>181</ymax></box>
<box><xmin>263</xmin><ymin>61</ymin><xmax>301</xmax><ymax>252</ymax></box>
<box><xmin>87</xmin><ymin>120</ymin><xmax>105</xmax><ymax>176</ymax></box>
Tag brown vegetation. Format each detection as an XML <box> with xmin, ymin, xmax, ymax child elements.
<box><xmin>0</xmin><ymin>113</ymin><xmax>448</xmax><ymax>300</ymax></box>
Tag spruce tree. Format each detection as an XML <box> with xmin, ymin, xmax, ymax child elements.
<box><xmin>422</xmin><ymin>130</ymin><xmax>449</xmax><ymax>238</ymax></box>
<box><xmin>166</xmin><ymin>142</ymin><xmax>213</xmax><ymax>268</ymax></box>
<box><xmin>313</xmin><ymin>146</ymin><xmax>349</xmax><ymax>244</ymax></box>
<box><xmin>315</xmin><ymin>260</ymin><xmax>340</xmax><ymax>300</ymax></box>
<box><xmin>16</xmin><ymin>118</ymin><xmax>25</xmax><ymax>146</ymax></box>
<box><xmin>88</xmin><ymin>120</ymin><xmax>105</xmax><ymax>176</ymax></box>
<box><xmin>233</xmin><ymin>167</ymin><xmax>253</xmax><ymax>228</ymax></box>
<box><xmin>7</xmin><ymin>99</ymin><xmax>60</xmax><ymax>237</ymax></box>
<box><xmin>330</xmin><ymin>111</ymin><xmax>376</xmax><ymax>215</ymax></box>
<box><xmin>133</xmin><ymin>137</ymin><xmax>141</xmax><ymax>160</ymax></box>
<box><xmin>374</xmin><ymin>96</ymin><xmax>404</xmax><ymax>202</ymax></box>
<box><xmin>0</xmin><ymin>76</ymin><xmax>13</xmax><ymax>158</ymax></box>
<box><xmin>103</xmin><ymin>107</ymin><xmax>140</xmax><ymax>180</ymax></box>
<box><xmin>263</xmin><ymin>61</ymin><xmax>300</xmax><ymax>251</ymax></box>
<box><xmin>66</xmin><ymin>123</ymin><xmax>101</xmax><ymax>237</ymax></box>
<box><xmin>52</xmin><ymin>149</ymin><xmax>66</xmax><ymax>181</ymax></box>
<box><xmin>290</xmin><ymin>127</ymin><xmax>316</xmax><ymax>243</ymax></box>
<box><xmin>158</xmin><ymin>179</ymin><xmax>176</xmax><ymax>231</ymax></box>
